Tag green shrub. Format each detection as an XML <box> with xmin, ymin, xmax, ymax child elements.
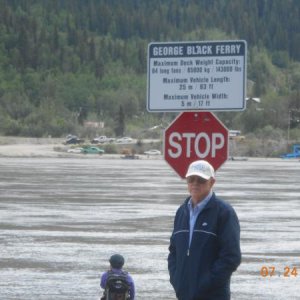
<box><xmin>103</xmin><ymin>143</ymin><xmax>118</xmax><ymax>154</ymax></box>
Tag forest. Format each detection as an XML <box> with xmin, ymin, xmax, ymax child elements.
<box><xmin>0</xmin><ymin>0</ymin><xmax>299</xmax><ymax>152</ymax></box>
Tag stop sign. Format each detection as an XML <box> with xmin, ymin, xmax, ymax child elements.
<box><xmin>164</xmin><ymin>112</ymin><xmax>228</xmax><ymax>178</ymax></box>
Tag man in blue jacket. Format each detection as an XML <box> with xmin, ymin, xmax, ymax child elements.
<box><xmin>168</xmin><ymin>160</ymin><xmax>241</xmax><ymax>300</ymax></box>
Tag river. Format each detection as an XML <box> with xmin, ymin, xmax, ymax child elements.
<box><xmin>0</xmin><ymin>157</ymin><xmax>299</xmax><ymax>299</ymax></box>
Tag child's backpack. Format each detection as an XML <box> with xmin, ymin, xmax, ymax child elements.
<box><xmin>103</xmin><ymin>271</ymin><xmax>130</xmax><ymax>300</ymax></box>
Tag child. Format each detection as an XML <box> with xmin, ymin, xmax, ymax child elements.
<box><xmin>100</xmin><ymin>254</ymin><xmax>135</xmax><ymax>300</ymax></box>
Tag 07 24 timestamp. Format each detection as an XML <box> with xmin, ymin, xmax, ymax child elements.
<box><xmin>260</xmin><ymin>266</ymin><xmax>298</xmax><ymax>277</ymax></box>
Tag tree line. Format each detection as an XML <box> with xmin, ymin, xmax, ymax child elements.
<box><xmin>0</xmin><ymin>0</ymin><xmax>299</xmax><ymax>139</ymax></box>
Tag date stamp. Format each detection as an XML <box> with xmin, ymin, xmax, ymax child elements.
<box><xmin>260</xmin><ymin>266</ymin><xmax>298</xmax><ymax>277</ymax></box>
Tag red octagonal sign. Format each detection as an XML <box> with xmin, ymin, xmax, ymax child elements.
<box><xmin>164</xmin><ymin>112</ymin><xmax>228</xmax><ymax>178</ymax></box>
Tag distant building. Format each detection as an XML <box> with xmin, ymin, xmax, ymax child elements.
<box><xmin>84</xmin><ymin>121</ymin><xmax>104</xmax><ymax>128</ymax></box>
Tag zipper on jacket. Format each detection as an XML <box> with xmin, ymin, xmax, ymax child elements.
<box><xmin>187</xmin><ymin>248</ymin><xmax>190</xmax><ymax>256</ymax></box>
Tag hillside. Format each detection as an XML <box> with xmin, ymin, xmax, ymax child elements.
<box><xmin>0</xmin><ymin>0</ymin><xmax>299</xmax><ymax>146</ymax></box>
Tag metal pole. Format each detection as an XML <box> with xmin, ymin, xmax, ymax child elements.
<box><xmin>287</xmin><ymin>110</ymin><xmax>291</xmax><ymax>147</ymax></box>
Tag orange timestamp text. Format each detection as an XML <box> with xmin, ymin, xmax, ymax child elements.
<box><xmin>260</xmin><ymin>266</ymin><xmax>298</xmax><ymax>277</ymax></box>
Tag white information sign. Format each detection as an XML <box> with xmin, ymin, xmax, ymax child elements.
<box><xmin>147</xmin><ymin>40</ymin><xmax>247</xmax><ymax>112</ymax></box>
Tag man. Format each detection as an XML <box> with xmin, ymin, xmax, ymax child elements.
<box><xmin>168</xmin><ymin>160</ymin><xmax>241</xmax><ymax>300</ymax></box>
<box><xmin>100</xmin><ymin>254</ymin><xmax>135</xmax><ymax>300</ymax></box>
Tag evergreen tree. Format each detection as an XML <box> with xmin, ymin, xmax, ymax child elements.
<box><xmin>0</xmin><ymin>0</ymin><xmax>299</xmax><ymax>138</ymax></box>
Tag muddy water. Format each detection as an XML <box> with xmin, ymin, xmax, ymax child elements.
<box><xmin>0</xmin><ymin>157</ymin><xmax>299</xmax><ymax>299</ymax></box>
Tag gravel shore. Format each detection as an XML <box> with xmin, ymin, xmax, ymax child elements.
<box><xmin>0</xmin><ymin>136</ymin><xmax>161</xmax><ymax>159</ymax></box>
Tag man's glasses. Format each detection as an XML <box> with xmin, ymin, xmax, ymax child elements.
<box><xmin>187</xmin><ymin>176</ymin><xmax>208</xmax><ymax>184</ymax></box>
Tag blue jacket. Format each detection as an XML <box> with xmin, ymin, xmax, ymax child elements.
<box><xmin>168</xmin><ymin>193</ymin><xmax>241</xmax><ymax>300</ymax></box>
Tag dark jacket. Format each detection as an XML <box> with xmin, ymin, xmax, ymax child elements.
<box><xmin>168</xmin><ymin>193</ymin><xmax>241</xmax><ymax>300</ymax></box>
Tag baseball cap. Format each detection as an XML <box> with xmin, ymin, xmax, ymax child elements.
<box><xmin>185</xmin><ymin>160</ymin><xmax>215</xmax><ymax>180</ymax></box>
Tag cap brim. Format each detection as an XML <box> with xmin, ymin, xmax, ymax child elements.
<box><xmin>185</xmin><ymin>171</ymin><xmax>211</xmax><ymax>180</ymax></box>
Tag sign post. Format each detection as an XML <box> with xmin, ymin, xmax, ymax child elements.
<box><xmin>147</xmin><ymin>40</ymin><xmax>247</xmax><ymax>112</ymax></box>
<box><xmin>147</xmin><ymin>40</ymin><xmax>246</xmax><ymax>177</ymax></box>
<box><xmin>164</xmin><ymin>112</ymin><xmax>228</xmax><ymax>178</ymax></box>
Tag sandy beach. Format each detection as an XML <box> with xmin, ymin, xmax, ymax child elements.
<box><xmin>0</xmin><ymin>144</ymin><xmax>66</xmax><ymax>157</ymax></box>
<box><xmin>0</xmin><ymin>136</ymin><xmax>161</xmax><ymax>159</ymax></box>
<box><xmin>0</xmin><ymin>136</ymin><xmax>74</xmax><ymax>157</ymax></box>
<box><xmin>0</xmin><ymin>136</ymin><xmax>63</xmax><ymax>157</ymax></box>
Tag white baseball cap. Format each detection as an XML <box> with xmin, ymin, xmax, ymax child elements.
<box><xmin>185</xmin><ymin>160</ymin><xmax>215</xmax><ymax>180</ymax></box>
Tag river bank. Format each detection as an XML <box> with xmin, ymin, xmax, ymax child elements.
<box><xmin>0</xmin><ymin>136</ymin><xmax>160</xmax><ymax>159</ymax></box>
<box><xmin>0</xmin><ymin>136</ymin><xmax>62</xmax><ymax>157</ymax></box>
<box><xmin>0</xmin><ymin>135</ymin><xmax>296</xmax><ymax>159</ymax></box>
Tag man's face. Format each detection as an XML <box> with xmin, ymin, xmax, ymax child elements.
<box><xmin>187</xmin><ymin>176</ymin><xmax>215</xmax><ymax>205</ymax></box>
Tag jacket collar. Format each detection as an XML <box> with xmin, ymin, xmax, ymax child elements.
<box><xmin>184</xmin><ymin>192</ymin><xmax>216</xmax><ymax>211</ymax></box>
